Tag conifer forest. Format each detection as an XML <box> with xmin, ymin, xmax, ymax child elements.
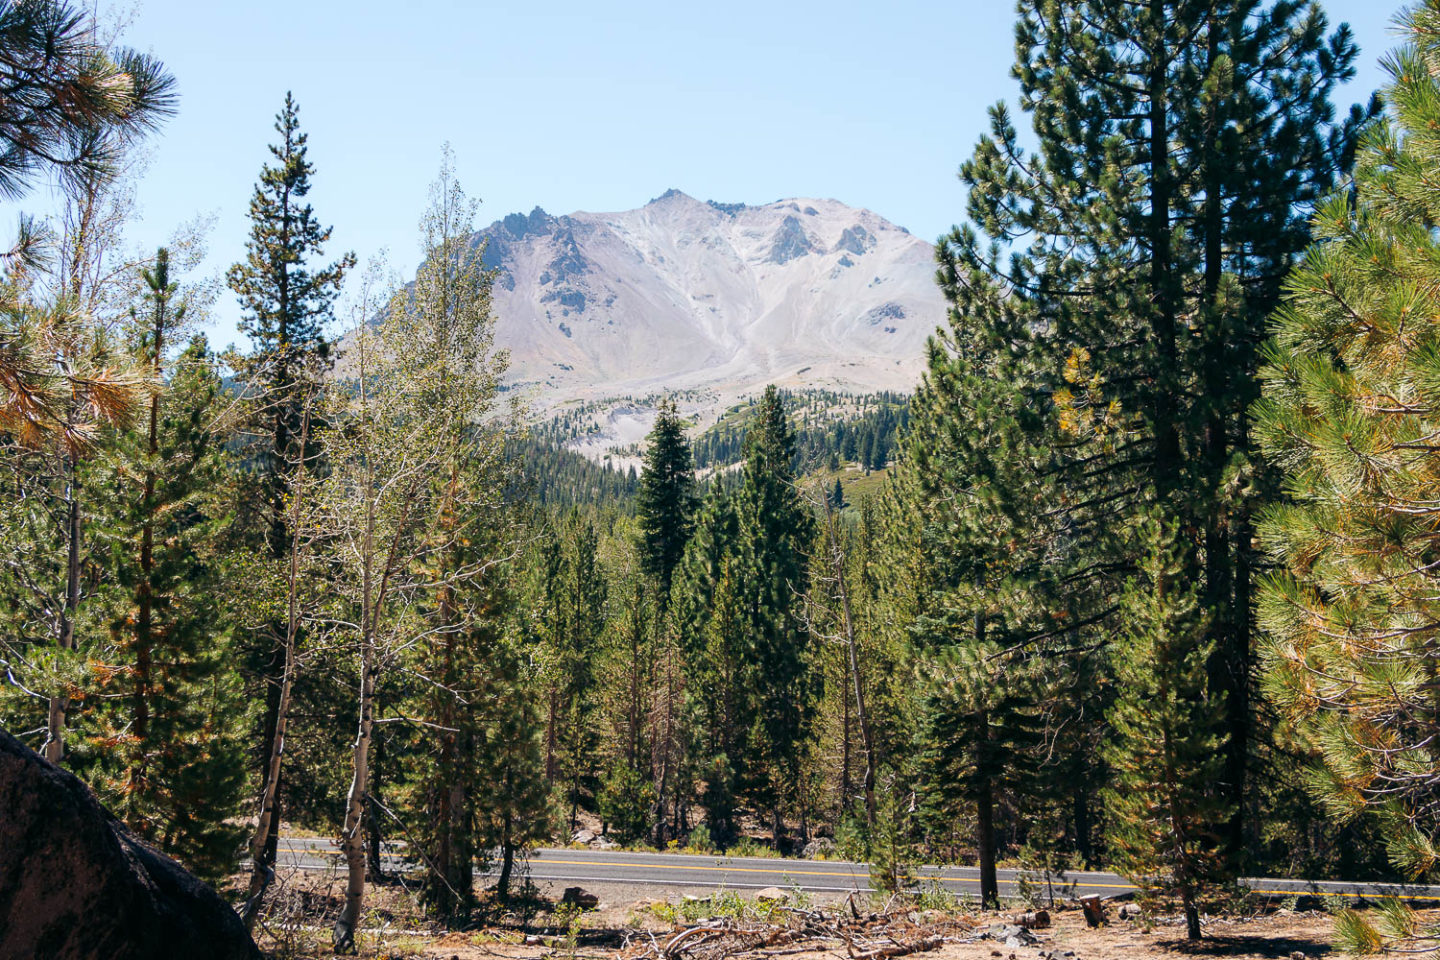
<box><xmin>3</xmin><ymin>0</ymin><xmax>1440</xmax><ymax>957</ymax></box>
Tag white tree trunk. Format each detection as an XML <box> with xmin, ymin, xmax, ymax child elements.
<box><xmin>333</xmin><ymin>633</ymin><xmax>376</xmax><ymax>953</ymax></box>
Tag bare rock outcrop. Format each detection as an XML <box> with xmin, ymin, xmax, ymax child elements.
<box><xmin>0</xmin><ymin>728</ymin><xmax>260</xmax><ymax>960</ymax></box>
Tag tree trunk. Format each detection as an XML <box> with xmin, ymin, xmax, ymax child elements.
<box><xmin>333</xmin><ymin>633</ymin><xmax>377</xmax><ymax>953</ymax></box>
<box><xmin>497</xmin><ymin>811</ymin><xmax>515</xmax><ymax>901</ymax></box>
<box><xmin>431</xmin><ymin>618</ymin><xmax>457</xmax><ymax>916</ymax></box>
<box><xmin>653</xmin><ymin>639</ymin><xmax>677</xmax><ymax>847</ymax></box>
<box><xmin>822</xmin><ymin>492</ymin><xmax>876</xmax><ymax>825</ymax></box>
<box><xmin>545</xmin><ymin>687</ymin><xmax>559</xmax><ymax>783</ymax></box>
<box><xmin>241</xmin><ymin>409</ymin><xmax>312</xmax><ymax>933</ymax></box>
<box><xmin>365</xmin><ymin>793</ymin><xmax>384</xmax><ymax>882</ymax></box>
<box><xmin>1146</xmin><ymin>0</ymin><xmax>1180</xmax><ymax>497</ymax></box>
<box><xmin>1073</xmin><ymin>783</ymin><xmax>1092</xmax><ymax>866</ymax></box>
<box><xmin>1182</xmin><ymin>886</ymin><xmax>1202</xmax><ymax>940</ymax></box>
<box><xmin>44</xmin><ymin>464</ymin><xmax>82</xmax><ymax>764</ymax></box>
<box><xmin>977</xmin><ymin>775</ymin><xmax>999</xmax><ymax>910</ymax></box>
<box><xmin>130</xmin><ymin>282</ymin><xmax>166</xmax><ymax>790</ymax></box>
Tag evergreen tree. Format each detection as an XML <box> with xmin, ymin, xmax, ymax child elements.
<box><xmin>661</xmin><ymin>486</ymin><xmax>738</xmax><ymax>839</ymax></box>
<box><xmin>393</xmin><ymin>149</ymin><xmax>508</xmax><ymax>924</ymax></box>
<box><xmin>0</xmin><ymin>0</ymin><xmax>175</xmax><ymax>201</ymax></box>
<box><xmin>229</xmin><ymin>91</ymin><xmax>354</xmax><ymax>560</ymax></box>
<box><xmin>637</xmin><ymin>398</ymin><xmax>696</xmax><ymax>597</ymax></box>
<box><xmin>922</xmin><ymin>644</ymin><xmax>1044</xmax><ymax>908</ymax></box>
<box><xmin>598</xmin><ymin>757</ymin><xmax>655</xmax><ymax>844</ymax></box>
<box><xmin>698</xmin><ymin>555</ymin><xmax>746</xmax><ymax>841</ymax></box>
<box><xmin>533</xmin><ymin>511</ymin><xmax>608</xmax><ymax>828</ymax></box>
<box><xmin>1103</xmin><ymin>517</ymin><xmax>1231</xmax><ymax>941</ymax></box>
<box><xmin>476</xmin><ymin>631</ymin><xmax>551</xmax><ymax>902</ymax></box>
<box><xmin>86</xmin><ymin>311</ymin><xmax>249</xmax><ymax>882</ymax></box>
<box><xmin>1256</xmin><ymin>7</ymin><xmax>1440</xmax><ymax>950</ymax></box>
<box><xmin>597</xmin><ymin>542</ymin><xmax>658</xmax><ymax>843</ymax></box>
<box><xmin>915</xmin><ymin>0</ymin><xmax>1370</xmax><ymax>871</ymax></box>
<box><xmin>0</xmin><ymin>1</ymin><xmax>175</xmax><ymax>434</ymax></box>
<box><xmin>228</xmin><ymin>91</ymin><xmax>354</xmax><ymax>868</ymax></box>
<box><xmin>733</xmin><ymin>385</ymin><xmax>814</xmax><ymax>842</ymax></box>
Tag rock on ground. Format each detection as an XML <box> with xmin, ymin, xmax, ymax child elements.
<box><xmin>0</xmin><ymin>729</ymin><xmax>260</xmax><ymax>960</ymax></box>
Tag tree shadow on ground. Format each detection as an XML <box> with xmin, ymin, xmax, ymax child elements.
<box><xmin>1158</xmin><ymin>933</ymin><xmax>1331</xmax><ymax>958</ymax></box>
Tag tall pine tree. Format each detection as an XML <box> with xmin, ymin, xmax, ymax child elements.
<box><xmin>86</xmin><ymin>265</ymin><xmax>250</xmax><ymax>880</ymax></box>
<box><xmin>228</xmin><ymin>91</ymin><xmax>354</xmax><ymax>867</ymax></box>
<box><xmin>1257</xmin><ymin>5</ymin><xmax>1440</xmax><ymax>950</ymax></box>
<box><xmin>733</xmin><ymin>385</ymin><xmax>814</xmax><ymax>844</ymax></box>
<box><xmin>913</xmin><ymin>0</ymin><xmax>1370</xmax><ymax>870</ymax></box>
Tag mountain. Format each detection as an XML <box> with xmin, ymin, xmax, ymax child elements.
<box><xmin>478</xmin><ymin>189</ymin><xmax>947</xmax><ymax>415</ymax></box>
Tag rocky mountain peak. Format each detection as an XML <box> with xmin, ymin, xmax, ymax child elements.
<box><xmin>468</xmin><ymin>192</ymin><xmax>947</xmax><ymax>418</ymax></box>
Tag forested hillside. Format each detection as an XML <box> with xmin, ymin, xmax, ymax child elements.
<box><xmin>2</xmin><ymin>0</ymin><xmax>1439</xmax><ymax>957</ymax></box>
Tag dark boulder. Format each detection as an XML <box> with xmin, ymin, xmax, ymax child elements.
<box><xmin>0</xmin><ymin>728</ymin><xmax>260</xmax><ymax>960</ymax></box>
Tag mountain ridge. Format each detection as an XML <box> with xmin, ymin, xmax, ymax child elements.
<box><xmin>474</xmin><ymin>189</ymin><xmax>946</xmax><ymax>420</ymax></box>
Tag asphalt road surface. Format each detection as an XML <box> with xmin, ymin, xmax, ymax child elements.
<box><xmin>271</xmin><ymin>837</ymin><xmax>1440</xmax><ymax>903</ymax></box>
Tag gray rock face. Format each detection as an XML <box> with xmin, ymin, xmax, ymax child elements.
<box><xmin>0</xmin><ymin>729</ymin><xmax>260</xmax><ymax>960</ymax></box>
<box><xmin>833</xmin><ymin>224</ymin><xmax>875</xmax><ymax>255</ymax></box>
<box><xmin>767</xmin><ymin>215</ymin><xmax>815</xmax><ymax>264</ymax></box>
<box><xmin>461</xmin><ymin>190</ymin><xmax>947</xmax><ymax>418</ymax></box>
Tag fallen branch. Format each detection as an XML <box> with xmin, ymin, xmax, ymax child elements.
<box><xmin>846</xmin><ymin>936</ymin><xmax>944</xmax><ymax>960</ymax></box>
<box><xmin>664</xmin><ymin>926</ymin><xmax>730</xmax><ymax>958</ymax></box>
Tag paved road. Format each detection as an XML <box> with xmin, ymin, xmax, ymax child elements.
<box><xmin>271</xmin><ymin>837</ymin><xmax>1440</xmax><ymax>903</ymax></box>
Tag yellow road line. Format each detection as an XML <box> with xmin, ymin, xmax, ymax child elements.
<box><xmin>534</xmin><ymin>857</ymin><xmax>867</xmax><ymax>878</ymax></box>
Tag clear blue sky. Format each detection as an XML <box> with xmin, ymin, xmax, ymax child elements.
<box><xmin>111</xmin><ymin>0</ymin><xmax>1404</xmax><ymax>348</ymax></box>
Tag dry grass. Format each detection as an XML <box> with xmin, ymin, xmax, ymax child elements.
<box><xmin>228</xmin><ymin>868</ymin><xmax>1438</xmax><ymax>960</ymax></box>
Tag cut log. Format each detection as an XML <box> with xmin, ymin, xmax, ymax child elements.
<box><xmin>1079</xmin><ymin>895</ymin><xmax>1106</xmax><ymax>928</ymax></box>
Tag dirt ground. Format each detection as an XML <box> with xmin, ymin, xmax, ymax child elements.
<box><xmin>419</xmin><ymin>907</ymin><xmax>1352</xmax><ymax>960</ymax></box>
<box><xmin>239</xmin><ymin>869</ymin><xmax>1434</xmax><ymax>960</ymax></box>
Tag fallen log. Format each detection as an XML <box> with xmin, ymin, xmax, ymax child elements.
<box><xmin>846</xmin><ymin>935</ymin><xmax>944</xmax><ymax>960</ymax></box>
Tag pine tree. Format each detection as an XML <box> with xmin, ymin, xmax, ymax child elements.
<box><xmin>661</xmin><ymin>486</ymin><xmax>738</xmax><ymax>841</ymax></box>
<box><xmin>598</xmin><ymin>543</ymin><xmax>658</xmax><ymax>843</ymax></box>
<box><xmin>0</xmin><ymin>0</ymin><xmax>176</xmax><ymax>437</ymax></box>
<box><xmin>921</xmin><ymin>644</ymin><xmax>1043</xmax><ymax>909</ymax></box>
<box><xmin>914</xmin><ymin>0</ymin><xmax>1370</xmax><ymax>871</ymax></box>
<box><xmin>1104</xmin><ymin>517</ymin><xmax>1230</xmax><ymax>941</ymax></box>
<box><xmin>228</xmin><ymin>91</ymin><xmax>354</xmax><ymax>872</ymax></box>
<box><xmin>532</xmin><ymin>511</ymin><xmax>608</xmax><ymax>830</ymax></box>
<box><xmin>0</xmin><ymin>0</ymin><xmax>175</xmax><ymax>202</ymax></box>
<box><xmin>637</xmin><ymin>398</ymin><xmax>696</xmax><ymax>598</ymax></box>
<box><xmin>733</xmin><ymin>385</ymin><xmax>814</xmax><ymax>843</ymax></box>
<box><xmin>598</xmin><ymin>757</ymin><xmax>655</xmax><ymax>844</ymax></box>
<box><xmin>86</xmin><ymin>308</ymin><xmax>249</xmax><ymax>882</ymax></box>
<box><xmin>475</xmin><ymin>632</ymin><xmax>551</xmax><ymax>902</ymax></box>
<box><xmin>391</xmin><ymin>148</ymin><xmax>509</xmax><ymax>924</ymax></box>
<box><xmin>1256</xmin><ymin>6</ymin><xmax>1440</xmax><ymax>950</ymax></box>
<box><xmin>698</xmin><ymin>554</ymin><xmax>746</xmax><ymax>842</ymax></box>
<box><xmin>229</xmin><ymin>92</ymin><xmax>354</xmax><ymax>560</ymax></box>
